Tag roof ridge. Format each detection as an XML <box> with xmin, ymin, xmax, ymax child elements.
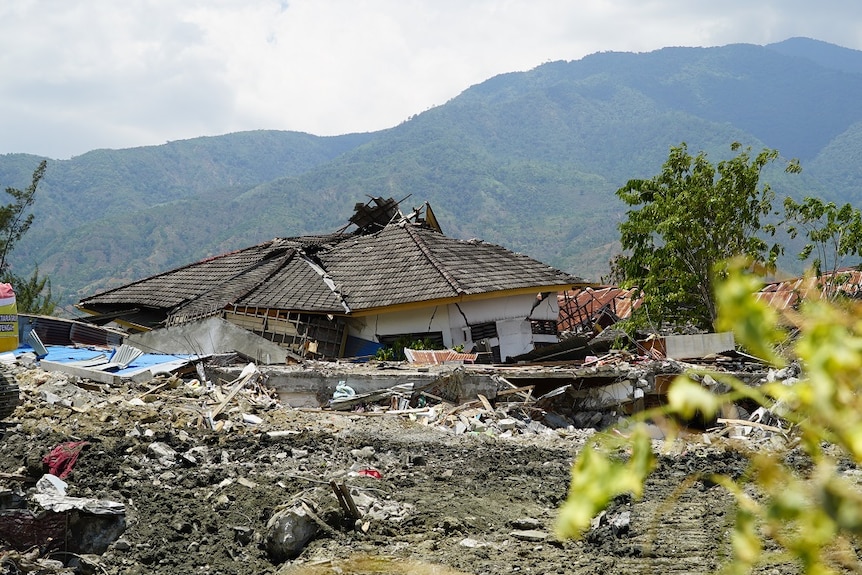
<box><xmin>297</xmin><ymin>251</ymin><xmax>352</xmax><ymax>314</ymax></box>
<box><xmin>403</xmin><ymin>224</ymin><xmax>464</xmax><ymax>295</ymax></box>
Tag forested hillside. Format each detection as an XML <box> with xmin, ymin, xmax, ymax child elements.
<box><xmin>4</xmin><ymin>37</ymin><xmax>862</xmax><ymax>307</ymax></box>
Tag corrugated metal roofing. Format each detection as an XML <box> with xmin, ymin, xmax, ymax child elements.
<box><xmin>557</xmin><ymin>286</ymin><xmax>643</xmax><ymax>332</ymax></box>
<box><xmin>756</xmin><ymin>268</ymin><xmax>862</xmax><ymax>310</ymax></box>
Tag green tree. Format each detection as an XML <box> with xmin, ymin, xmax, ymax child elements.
<box><xmin>0</xmin><ymin>160</ymin><xmax>45</xmax><ymax>272</ymax></box>
<box><xmin>782</xmin><ymin>196</ymin><xmax>862</xmax><ymax>299</ymax></box>
<box><xmin>0</xmin><ymin>160</ymin><xmax>57</xmax><ymax>314</ymax></box>
<box><xmin>558</xmin><ymin>259</ymin><xmax>862</xmax><ymax>574</ymax></box>
<box><xmin>614</xmin><ymin>142</ymin><xmax>800</xmax><ymax>330</ymax></box>
<box><xmin>12</xmin><ymin>266</ymin><xmax>56</xmax><ymax>316</ymax></box>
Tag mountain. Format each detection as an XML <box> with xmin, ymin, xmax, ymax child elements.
<box><xmin>4</xmin><ymin>37</ymin><xmax>862</xmax><ymax>308</ymax></box>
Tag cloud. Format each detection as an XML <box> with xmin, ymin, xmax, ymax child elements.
<box><xmin>1</xmin><ymin>0</ymin><xmax>861</xmax><ymax>159</ymax></box>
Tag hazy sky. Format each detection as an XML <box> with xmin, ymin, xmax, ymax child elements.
<box><xmin>3</xmin><ymin>0</ymin><xmax>861</xmax><ymax>159</ymax></box>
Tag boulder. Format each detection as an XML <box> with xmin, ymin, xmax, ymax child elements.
<box><xmin>265</xmin><ymin>503</ymin><xmax>318</xmax><ymax>563</ymax></box>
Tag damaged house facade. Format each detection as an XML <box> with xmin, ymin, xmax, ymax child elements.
<box><xmin>77</xmin><ymin>198</ymin><xmax>587</xmax><ymax>363</ymax></box>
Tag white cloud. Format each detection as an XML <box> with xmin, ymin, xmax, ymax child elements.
<box><xmin>1</xmin><ymin>0</ymin><xmax>861</xmax><ymax>158</ymax></box>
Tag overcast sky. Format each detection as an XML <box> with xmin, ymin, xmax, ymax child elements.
<box><xmin>2</xmin><ymin>1</ymin><xmax>861</xmax><ymax>160</ymax></box>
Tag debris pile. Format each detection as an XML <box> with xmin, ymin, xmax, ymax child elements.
<box><xmin>0</xmin><ymin>338</ymin><xmax>809</xmax><ymax>574</ymax></box>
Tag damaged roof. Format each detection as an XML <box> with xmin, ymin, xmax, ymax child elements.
<box><xmin>558</xmin><ymin>286</ymin><xmax>643</xmax><ymax>333</ymax></box>
<box><xmin>756</xmin><ymin>267</ymin><xmax>862</xmax><ymax>310</ymax></box>
<box><xmin>78</xmin><ymin>199</ymin><xmax>585</xmax><ymax>326</ymax></box>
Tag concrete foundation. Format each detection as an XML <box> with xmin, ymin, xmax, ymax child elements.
<box><xmin>208</xmin><ymin>364</ymin><xmax>500</xmax><ymax>408</ymax></box>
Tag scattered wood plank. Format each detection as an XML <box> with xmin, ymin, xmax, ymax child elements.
<box><xmin>209</xmin><ymin>369</ymin><xmax>259</xmax><ymax>422</ymax></box>
<box><xmin>717</xmin><ymin>418</ymin><xmax>786</xmax><ymax>434</ymax></box>
<box><xmin>339</xmin><ymin>483</ymin><xmax>361</xmax><ymax>520</ymax></box>
<box><xmin>419</xmin><ymin>391</ymin><xmax>445</xmax><ymax>403</ymax></box>
<box><xmin>493</xmin><ymin>375</ymin><xmax>534</xmax><ymax>402</ymax></box>
<box><xmin>300</xmin><ymin>500</ymin><xmax>345</xmax><ymax>539</ymax></box>
<box><xmin>330</xmin><ymin>480</ymin><xmax>349</xmax><ymax>515</ymax></box>
<box><xmin>495</xmin><ymin>385</ymin><xmax>535</xmax><ymax>398</ymax></box>
<box><xmin>477</xmin><ymin>394</ymin><xmax>494</xmax><ymax>412</ymax></box>
<box><xmin>134</xmin><ymin>379</ymin><xmax>174</xmax><ymax>401</ymax></box>
<box><xmin>330</xmin><ymin>481</ymin><xmax>361</xmax><ymax>521</ymax></box>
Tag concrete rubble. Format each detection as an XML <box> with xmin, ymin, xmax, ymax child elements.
<box><xmin>0</xmin><ymin>338</ymin><xmax>806</xmax><ymax>574</ymax></box>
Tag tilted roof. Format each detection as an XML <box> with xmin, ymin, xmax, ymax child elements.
<box><xmin>314</xmin><ymin>224</ymin><xmax>580</xmax><ymax>310</ymax></box>
<box><xmin>79</xmin><ymin>219</ymin><xmax>584</xmax><ymax>323</ymax></box>
<box><xmin>79</xmin><ymin>240</ymin><xmax>298</xmax><ymax>310</ymax></box>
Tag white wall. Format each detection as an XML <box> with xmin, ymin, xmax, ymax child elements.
<box><xmin>346</xmin><ymin>292</ymin><xmax>561</xmax><ymax>361</ymax></box>
<box><xmin>349</xmin><ymin>305</ymin><xmax>454</xmax><ymax>347</ymax></box>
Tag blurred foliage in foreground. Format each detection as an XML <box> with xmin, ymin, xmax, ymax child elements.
<box><xmin>557</xmin><ymin>259</ymin><xmax>862</xmax><ymax>574</ymax></box>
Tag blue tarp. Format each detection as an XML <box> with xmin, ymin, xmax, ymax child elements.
<box><xmin>17</xmin><ymin>344</ymin><xmax>198</xmax><ymax>378</ymax></box>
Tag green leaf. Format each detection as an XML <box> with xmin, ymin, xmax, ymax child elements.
<box><xmin>556</xmin><ymin>426</ymin><xmax>655</xmax><ymax>539</ymax></box>
<box><xmin>667</xmin><ymin>376</ymin><xmax>720</xmax><ymax>420</ymax></box>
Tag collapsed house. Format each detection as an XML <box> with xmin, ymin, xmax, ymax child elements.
<box><xmin>77</xmin><ymin>198</ymin><xmax>588</xmax><ymax>363</ymax></box>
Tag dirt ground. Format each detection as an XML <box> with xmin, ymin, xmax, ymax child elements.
<box><xmin>0</xmin><ymin>363</ymin><xmax>810</xmax><ymax>574</ymax></box>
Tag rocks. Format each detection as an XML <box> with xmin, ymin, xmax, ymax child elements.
<box><xmin>609</xmin><ymin>511</ymin><xmax>631</xmax><ymax>537</ymax></box>
<box><xmin>265</xmin><ymin>503</ymin><xmax>319</xmax><ymax>562</ymax></box>
<box><xmin>510</xmin><ymin>529</ymin><xmax>549</xmax><ymax>542</ymax></box>
<box><xmin>147</xmin><ymin>442</ymin><xmax>177</xmax><ymax>464</ymax></box>
<box><xmin>571</xmin><ymin>411</ymin><xmax>602</xmax><ymax>429</ymax></box>
<box><xmin>511</xmin><ymin>517</ymin><xmax>543</xmax><ymax>530</ymax></box>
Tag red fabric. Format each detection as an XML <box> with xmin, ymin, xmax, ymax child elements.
<box><xmin>0</xmin><ymin>283</ymin><xmax>13</xmax><ymax>299</ymax></box>
<box><xmin>42</xmin><ymin>441</ymin><xmax>88</xmax><ymax>479</ymax></box>
<box><xmin>357</xmin><ymin>468</ymin><xmax>382</xmax><ymax>479</ymax></box>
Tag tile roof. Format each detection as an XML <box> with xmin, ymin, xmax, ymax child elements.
<box><xmin>234</xmin><ymin>254</ymin><xmax>347</xmax><ymax>313</ymax></box>
<box><xmin>80</xmin><ymin>240</ymin><xmax>297</xmax><ymax>309</ymax></box>
<box><xmin>79</xmin><ymin>221</ymin><xmax>584</xmax><ymax>321</ymax></box>
<box><xmin>756</xmin><ymin>268</ymin><xmax>862</xmax><ymax>310</ymax></box>
<box><xmin>317</xmin><ymin>224</ymin><xmax>583</xmax><ymax>310</ymax></box>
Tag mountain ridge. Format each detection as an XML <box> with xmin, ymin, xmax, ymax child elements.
<box><xmin>4</xmin><ymin>37</ymin><xmax>862</xmax><ymax>307</ymax></box>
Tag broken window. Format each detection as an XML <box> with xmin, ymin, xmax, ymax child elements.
<box><xmin>468</xmin><ymin>323</ymin><xmax>500</xmax><ymax>364</ymax></box>
<box><xmin>530</xmin><ymin>319</ymin><xmax>558</xmax><ymax>336</ymax></box>
<box><xmin>469</xmin><ymin>322</ymin><xmax>498</xmax><ymax>341</ymax></box>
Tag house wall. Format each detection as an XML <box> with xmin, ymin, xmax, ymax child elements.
<box><xmin>348</xmin><ymin>293</ymin><xmax>561</xmax><ymax>362</ymax></box>
<box><xmin>349</xmin><ymin>305</ymin><xmax>454</xmax><ymax>347</ymax></box>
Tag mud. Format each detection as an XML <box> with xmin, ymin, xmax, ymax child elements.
<box><xmin>0</xmin><ymin>366</ymin><xmax>806</xmax><ymax>574</ymax></box>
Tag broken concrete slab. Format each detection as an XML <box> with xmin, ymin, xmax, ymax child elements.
<box><xmin>510</xmin><ymin>529</ymin><xmax>549</xmax><ymax>542</ymax></box>
<box><xmin>127</xmin><ymin>316</ymin><xmax>291</xmax><ymax>365</ymax></box>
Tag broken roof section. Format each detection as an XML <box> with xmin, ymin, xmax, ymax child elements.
<box><xmin>756</xmin><ymin>267</ymin><xmax>862</xmax><ymax>310</ymax></box>
<box><xmin>78</xmin><ymin>198</ymin><xmax>585</xmax><ymax>333</ymax></box>
<box><xmin>558</xmin><ymin>286</ymin><xmax>643</xmax><ymax>335</ymax></box>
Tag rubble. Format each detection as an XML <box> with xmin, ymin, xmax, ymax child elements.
<box><xmin>0</xmin><ymin>338</ymin><xmax>812</xmax><ymax>574</ymax></box>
